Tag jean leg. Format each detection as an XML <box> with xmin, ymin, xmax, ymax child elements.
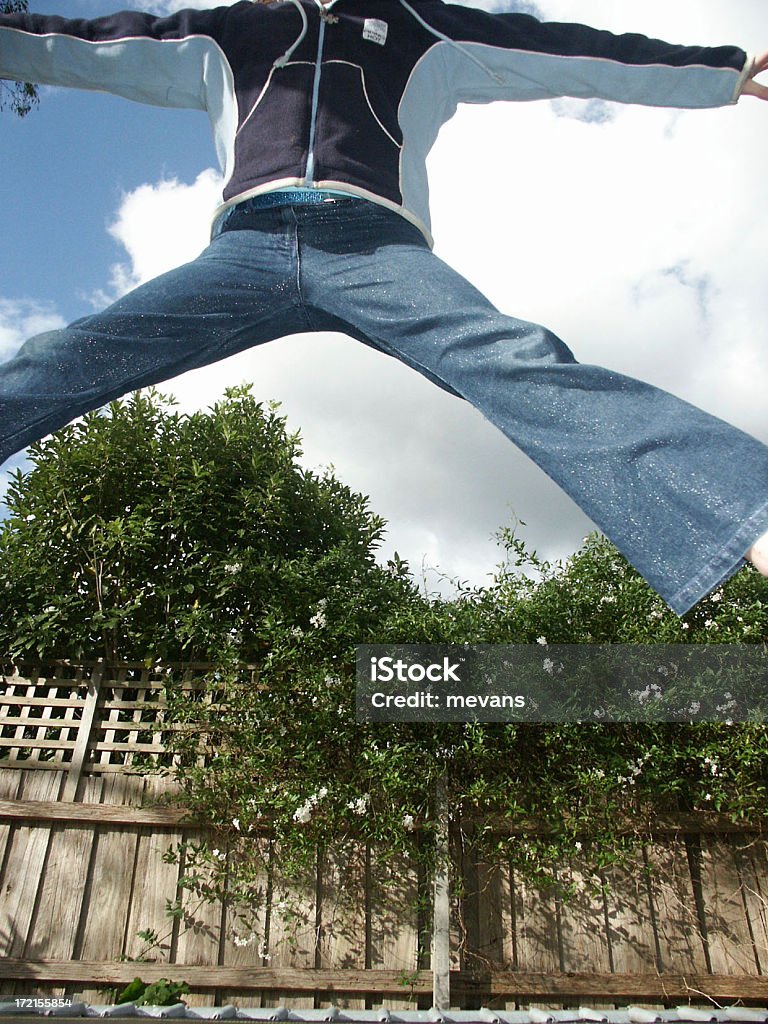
<box><xmin>298</xmin><ymin>204</ymin><xmax>768</xmax><ymax>615</ymax></box>
<box><xmin>0</xmin><ymin>222</ymin><xmax>307</xmax><ymax>465</ymax></box>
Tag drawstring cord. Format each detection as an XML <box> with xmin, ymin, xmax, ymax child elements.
<box><xmin>271</xmin><ymin>0</ymin><xmax>309</xmax><ymax>69</ymax></box>
<box><xmin>397</xmin><ymin>0</ymin><xmax>505</xmax><ymax>85</ymax></box>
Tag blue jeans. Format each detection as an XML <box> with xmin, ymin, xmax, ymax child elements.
<box><xmin>3</xmin><ymin>198</ymin><xmax>768</xmax><ymax>615</ymax></box>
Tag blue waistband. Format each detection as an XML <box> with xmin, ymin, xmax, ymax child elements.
<box><xmin>213</xmin><ymin>188</ymin><xmax>360</xmax><ymax>235</ymax></box>
<box><xmin>243</xmin><ymin>188</ymin><xmax>357</xmax><ymax>209</ymax></box>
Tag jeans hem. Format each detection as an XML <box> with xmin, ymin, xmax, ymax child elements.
<box><xmin>667</xmin><ymin>498</ymin><xmax>768</xmax><ymax>616</ymax></box>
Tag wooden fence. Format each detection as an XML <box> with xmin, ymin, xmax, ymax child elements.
<box><xmin>1</xmin><ymin>663</ymin><xmax>768</xmax><ymax>1009</ymax></box>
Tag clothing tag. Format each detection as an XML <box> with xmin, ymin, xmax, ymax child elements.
<box><xmin>363</xmin><ymin>18</ymin><xmax>388</xmax><ymax>45</ymax></box>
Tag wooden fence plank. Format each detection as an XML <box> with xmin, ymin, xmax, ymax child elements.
<box><xmin>0</xmin><ymin>959</ymin><xmax>433</xmax><ymax>993</ymax></box>
<box><xmin>0</xmin><ymin>769</ymin><xmax>22</xmax><ymax>800</ymax></box>
<box><xmin>0</xmin><ymin>696</ymin><xmax>87</xmax><ymax>708</ymax></box>
<box><xmin>62</xmin><ymin>664</ymin><xmax>103</xmax><ymax>800</ymax></box>
<box><xmin>75</xmin><ymin>775</ymin><xmax>145</xmax><ymax>965</ymax></box>
<box><xmin>318</xmin><ymin>844</ymin><xmax>367</xmax><ymax>1009</ymax></box>
<box><xmin>467</xmin><ymin>860</ymin><xmax>513</xmax><ymax>969</ymax></box>
<box><xmin>0</xmin><ymin>737</ymin><xmax>77</xmax><ymax>751</ymax></box>
<box><xmin>254</xmin><ymin>846</ymin><xmax>319</xmax><ymax>1009</ymax></box>
<box><xmin>734</xmin><ymin>837</ymin><xmax>768</xmax><ymax>974</ymax></box>
<box><xmin>217</xmin><ymin>835</ymin><xmax>271</xmax><ymax>1012</ymax></box>
<box><xmin>23</xmin><ymin>823</ymin><xmax>95</xmax><ymax>960</ymax></box>
<box><xmin>0</xmin><ymin>799</ymin><xmax>196</xmax><ymax>827</ymax></box>
<box><xmin>453</xmin><ymin>837</ymin><xmax>475</xmax><ymax>991</ymax></box>
<box><xmin>0</xmin><ymin>769</ymin><xmax>21</xmax><ymax>894</ymax></box>
<box><xmin>122</xmin><ymin>827</ymin><xmax>182</xmax><ymax>962</ymax></box>
<box><xmin>458</xmin><ymin>859</ymin><xmax>515</xmax><ymax>1010</ymax></box>
<box><xmin>645</xmin><ymin>838</ymin><xmax>708</xmax><ymax>974</ymax></box>
<box><xmin>175</xmin><ymin>857</ymin><xmax>228</xmax><ymax>970</ymax></box>
<box><xmin>0</xmin><ymin>771</ymin><xmax>61</xmax><ymax>962</ymax></box>
<box><xmin>699</xmin><ymin>835</ymin><xmax>760</xmax><ymax>975</ymax></box>
<box><xmin>70</xmin><ymin>773</ymin><xmax>104</xmax><ymax>807</ymax></box>
<box><xmin>3</xmin><ymin>960</ymin><xmax>768</xmax><ymax>1002</ymax></box>
<box><xmin>603</xmin><ymin>850</ymin><xmax>660</xmax><ymax>976</ymax></box>
<box><xmin>510</xmin><ymin>866</ymin><xmax>560</xmax><ymax>976</ymax></box>
<box><xmin>116</xmin><ymin>787</ymin><xmax>217</xmax><ymax>1008</ymax></box>
<box><xmin>368</xmin><ymin>846</ymin><xmax>421</xmax><ymax>1010</ymax></box>
<box><xmin>556</xmin><ymin>858</ymin><xmax>612</xmax><ymax>978</ymax></box>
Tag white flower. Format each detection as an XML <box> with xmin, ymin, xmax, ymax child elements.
<box><xmin>542</xmin><ymin>657</ymin><xmax>555</xmax><ymax>676</ymax></box>
<box><xmin>223</xmin><ymin>562</ymin><xmax>242</xmax><ymax>574</ymax></box>
<box><xmin>232</xmin><ymin>818</ymin><xmax>241</xmax><ymax>831</ymax></box>
<box><xmin>536</xmin><ymin>636</ymin><xmax>548</xmax><ymax>646</ymax></box>
<box><xmin>631</xmin><ymin>683</ymin><xmax>662</xmax><ymax>704</ymax></box>
<box><xmin>293</xmin><ymin>803</ymin><xmax>313</xmax><ymax>824</ymax></box>
<box><xmin>704</xmin><ymin>792</ymin><xmax>713</xmax><ymax>801</ymax></box>
<box><xmin>310</xmin><ymin>598</ymin><xmax>328</xmax><ymax>629</ymax></box>
<box><xmin>25</xmin><ymin>514</ymin><xmax>36</xmax><ymax>522</ymax></box>
<box><xmin>681</xmin><ymin>622</ymin><xmax>690</xmax><ymax>630</ymax></box>
<box><xmin>346</xmin><ymin>795</ymin><xmax>370</xmax><ymax>815</ymax></box>
<box><xmin>711</xmin><ymin>591</ymin><xmax>723</xmax><ymax>602</ymax></box>
<box><xmin>705</xmin><ymin>619</ymin><xmax>715</xmax><ymax>629</ymax></box>
<box><xmin>402</xmin><ymin>813</ymin><xmax>415</xmax><ymax>831</ymax></box>
<box><xmin>293</xmin><ymin>787</ymin><xmax>328</xmax><ymax>823</ymax></box>
<box><xmin>574</xmin><ymin>841</ymin><xmax>583</xmax><ymax>852</ymax></box>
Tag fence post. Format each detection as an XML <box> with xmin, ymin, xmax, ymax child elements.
<box><xmin>63</xmin><ymin>661</ymin><xmax>105</xmax><ymax>801</ymax></box>
<box><xmin>432</xmin><ymin>781</ymin><xmax>451</xmax><ymax>1010</ymax></box>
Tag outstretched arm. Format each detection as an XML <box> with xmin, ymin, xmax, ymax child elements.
<box><xmin>0</xmin><ymin>7</ymin><xmax>229</xmax><ymax>110</ymax></box>
<box><xmin>429</xmin><ymin>7</ymin><xmax>752</xmax><ymax>112</ymax></box>
<box><xmin>741</xmin><ymin>50</ymin><xmax>768</xmax><ymax>99</ymax></box>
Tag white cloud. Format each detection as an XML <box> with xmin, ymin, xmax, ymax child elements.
<box><xmin>0</xmin><ymin>299</ymin><xmax>66</xmax><ymax>361</ymax></box>
<box><xmin>95</xmin><ymin>167</ymin><xmax>224</xmax><ymax>300</ymax></box>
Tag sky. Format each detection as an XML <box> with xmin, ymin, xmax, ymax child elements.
<box><xmin>1</xmin><ymin>0</ymin><xmax>767</xmax><ymax>596</ymax></box>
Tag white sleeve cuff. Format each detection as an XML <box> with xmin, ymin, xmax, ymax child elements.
<box><xmin>733</xmin><ymin>52</ymin><xmax>756</xmax><ymax>103</ymax></box>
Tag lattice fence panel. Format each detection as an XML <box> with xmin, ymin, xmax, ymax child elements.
<box><xmin>0</xmin><ymin>662</ymin><xmax>217</xmax><ymax>776</ymax></box>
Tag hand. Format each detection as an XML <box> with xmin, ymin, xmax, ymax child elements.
<box><xmin>741</xmin><ymin>50</ymin><xmax>768</xmax><ymax>99</ymax></box>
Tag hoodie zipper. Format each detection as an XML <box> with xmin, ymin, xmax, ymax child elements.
<box><xmin>305</xmin><ymin>3</ymin><xmax>336</xmax><ymax>184</ymax></box>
